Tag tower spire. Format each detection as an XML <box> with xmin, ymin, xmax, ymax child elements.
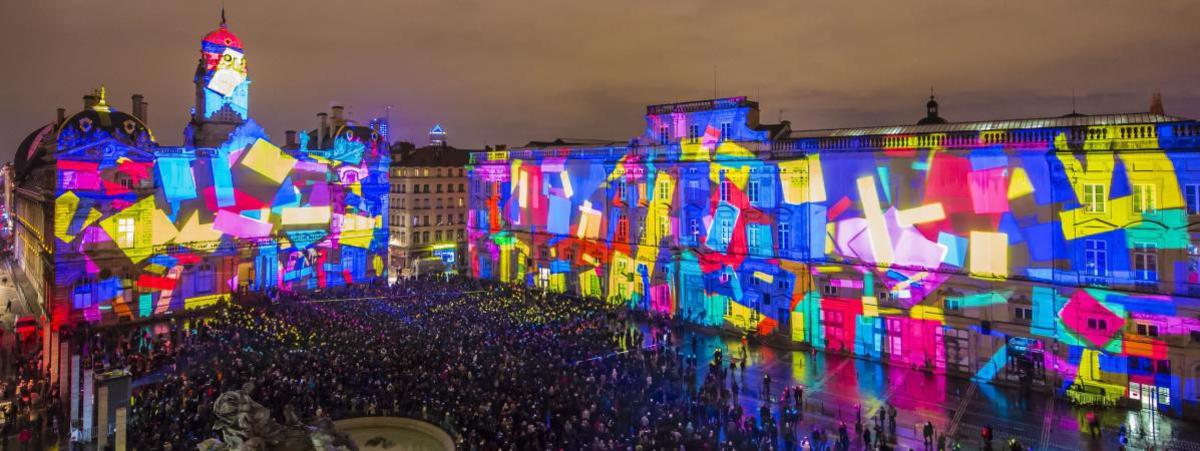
<box><xmin>220</xmin><ymin>6</ymin><xmax>227</xmax><ymax>28</ymax></box>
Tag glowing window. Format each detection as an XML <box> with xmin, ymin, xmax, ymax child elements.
<box><xmin>1133</xmin><ymin>184</ymin><xmax>1156</xmax><ymax>213</ymax></box>
<box><xmin>658</xmin><ymin>181</ymin><xmax>669</xmax><ymax>201</ymax></box>
<box><xmin>617</xmin><ymin>214</ymin><xmax>629</xmax><ymax>241</ymax></box>
<box><xmin>1134</xmin><ymin>243</ymin><xmax>1158</xmax><ymax>282</ymax></box>
<box><xmin>117</xmin><ymin>217</ymin><xmax>135</xmax><ymax>247</ymax></box>
<box><xmin>1084</xmin><ymin>239</ymin><xmax>1107</xmax><ymax>277</ymax></box>
<box><xmin>1083</xmin><ymin>184</ymin><xmax>1106</xmax><ymax>213</ymax></box>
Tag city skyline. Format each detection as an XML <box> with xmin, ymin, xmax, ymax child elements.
<box><xmin>2</xmin><ymin>1</ymin><xmax>1199</xmax><ymax>162</ymax></box>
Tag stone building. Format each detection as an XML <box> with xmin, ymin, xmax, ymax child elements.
<box><xmin>468</xmin><ymin>95</ymin><xmax>1200</xmax><ymax>419</ymax></box>
<box><xmin>387</xmin><ymin>126</ymin><xmax>474</xmax><ymax>278</ymax></box>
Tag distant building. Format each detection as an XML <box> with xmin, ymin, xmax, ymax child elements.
<box><xmin>388</xmin><ymin>142</ymin><xmax>475</xmax><ymax>277</ymax></box>
<box><xmin>370</xmin><ymin>115</ymin><xmax>390</xmax><ymax>143</ymax></box>
<box><xmin>428</xmin><ymin>124</ymin><xmax>446</xmax><ymax>146</ymax></box>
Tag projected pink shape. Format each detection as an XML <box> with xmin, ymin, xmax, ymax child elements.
<box><xmin>1060</xmin><ymin>290</ymin><xmax>1124</xmax><ymax>348</ymax></box>
<box><xmin>213</xmin><ymin>210</ymin><xmax>273</xmax><ymax>238</ymax></box>
<box><xmin>968</xmin><ymin>168</ymin><xmax>1010</xmax><ymax>213</ymax></box>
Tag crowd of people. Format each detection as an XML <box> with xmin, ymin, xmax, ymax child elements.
<box><xmin>0</xmin><ymin>274</ymin><xmax>1099</xmax><ymax>450</ymax></box>
<box><xmin>117</xmin><ymin>275</ymin><xmax>892</xmax><ymax>450</ymax></box>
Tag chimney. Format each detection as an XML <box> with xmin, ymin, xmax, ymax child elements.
<box><xmin>317</xmin><ymin>112</ymin><xmax>329</xmax><ymax>148</ymax></box>
<box><xmin>131</xmin><ymin>94</ymin><xmax>144</xmax><ymax>120</ymax></box>
<box><xmin>285</xmin><ymin>130</ymin><xmax>297</xmax><ymax>149</ymax></box>
<box><xmin>140</xmin><ymin>101</ymin><xmax>149</xmax><ymax>125</ymax></box>
<box><xmin>331</xmin><ymin>106</ymin><xmax>345</xmax><ymax>125</ymax></box>
<box><xmin>83</xmin><ymin>94</ymin><xmax>98</xmax><ymax>110</ymax></box>
<box><xmin>1150</xmin><ymin>91</ymin><xmax>1165</xmax><ymax>115</ymax></box>
<box><xmin>56</xmin><ymin>108</ymin><xmax>66</xmax><ymax>123</ymax></box>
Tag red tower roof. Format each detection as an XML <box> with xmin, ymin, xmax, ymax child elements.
<box><xmin>202</xmin><ymin>24</ymin><xmax>243</xmax><ymax>50</ymax></box>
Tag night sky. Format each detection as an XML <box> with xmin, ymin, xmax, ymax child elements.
<box><xmin>1</xmin><ymin>0</ymin><xmax>1198</xmax><ymax>160</ymax></box>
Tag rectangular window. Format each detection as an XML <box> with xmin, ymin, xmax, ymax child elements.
<box><xmin>1136</xmin><ymin>323</ymin><xmax>1159</xmax><ymax>337</ymax></box>
<box><xmin>1186</xmin><ymin>184</ymin><xmax>1200</xmax><ymax>214</ymax></box>
<box><xmin>720</xmin><ymin>179</ymin><xmax>730</xmax><ymax>202</ymax></box>
<box><xmin>1014</xmin><ymin>307</ymin><xmax>1033</xmax><ymax>321</ymax></box>
<box><xmin>720</xmin><ymin>219</ymin><xmax>732</xmax><ymax>244</ymax></box>
<box><xmin>822</xmin><ymin>284</ymin><xmax>837</xmax><ymax>296</ymax></box>
<box><xmin>688</xmin><ymin>124</ymin><xmax>700</xmax><ymax>143</ymax></box>
<box><xmin>748</xmin><ymin>226</ymin><xmax>758</xmax><ymax>254</ymax></box>
<box><xmin>1085</xmin><ymin>239</ymin><xmax>1108</xmax><ymax>277</ymax></box>
<box><xmin>117</xmin><ymin>217</ymin><xmax>135</xmax><ymax>247</ymax></box>
<box><xmin>748</xmin><ymin>180</ymin><xmax>760</xmax><ymax>204</ymax></box>
<box><xmin>689</xmin><ymin>219</ymin><xmax>700</xmax><ymax>245</ymax></box>
<box><xmin>1134</xmin><ymin>242</ymin><xmax>1158</xmax><ymax>282</ymax></box>
<box><xmin>778</xmin><ymin>223</ymin><xmax>790</xmax><ymax>251</ymax></box>
<box><xmin>615</xmin><ymin>180</ymin><xmax>626</xmax><ymax>202</ymax></box>
<box><xmin>659</xmin><ymin>126</ymin><xmax>670</xmax><ymax>145</ymax></box>
<box><xmin>1083</xmin><ymin>184</ymin><xmax>1106</xmax><ymax>213</ymax></box>
<box><xmin>720</xmin><ymin>122</ymin><xmax>732</xmax><ymax>141</ymax></box>
<box><xmin>658</xmin><ymin>181</ymin><xmax>669</xmax><ymax>201</ymax></box>
<box><xmin>1133</xmin><ymin>184</ymin><xmax>1156</xmax><ymax>213</ymax></box>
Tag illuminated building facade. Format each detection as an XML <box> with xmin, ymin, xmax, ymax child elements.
<box><xmin>12</xmin><ymin>18</ymin><xmax>389</xmax><ymax>338</ymax></box>
<box><xmin>468</xmin><ymin>96</ymin><xmax>1200</xmax><ymax>418</ymax></box>
<box><xmin>388</xmin><ymin>136</ymin><xmax>472</xmax><ymax>277</ymax></box>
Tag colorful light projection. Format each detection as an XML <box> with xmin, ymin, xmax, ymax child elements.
<box><xmin>198</xmin><ymin>21</ymin><xmax>249</xmax><ymax>120</ymax></box>
<box><xmin>54</xmin><ymin>117</ymin><xmax>389</xmax><ymax>322</ymax></box>
<box><xmin>468</xmin><ymin>101</ymin><xmax>1200</xmax><ymax>412</ymax></box>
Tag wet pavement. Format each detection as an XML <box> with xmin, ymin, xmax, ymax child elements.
<box><xmin>640</xmin><ymin>323</ymin><xmax>1200</xmax><ymax>451</ymax></box>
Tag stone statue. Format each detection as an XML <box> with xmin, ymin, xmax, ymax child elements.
<box><xmin>198</xmin><ymin>383</ymin><xmax>357</xmax><ymax>451</ymax></box>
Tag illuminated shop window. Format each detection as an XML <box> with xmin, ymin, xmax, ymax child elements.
<box><xmin>1084</xmin><ymin>239</ymin><xmax>1108</xmax><ymax>277</ymax></box>
<box><xmin>117</xmin><ymin>217</ymin><xmax>136</xmax><ymax>247</ymax></box>
<box><xmin>1133</xmin><ymin>184</ymin><xmax>1157</xmax><ymax>213</ymax></box>
<box><xmin>1083</xmin><ymin>184</ymin><xmax>1106</xmax><ymax>213</ymax></box>
<box><xmin>1134</xmin><ymin>242</ymin><xmax>1158</xmax><ymax>282</ymax></box>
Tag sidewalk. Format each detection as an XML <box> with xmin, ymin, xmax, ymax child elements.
<box><xmin>649</xmin><ymin>323</ymin><xmax>1200</xmax><ymax>451</ymax></box>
